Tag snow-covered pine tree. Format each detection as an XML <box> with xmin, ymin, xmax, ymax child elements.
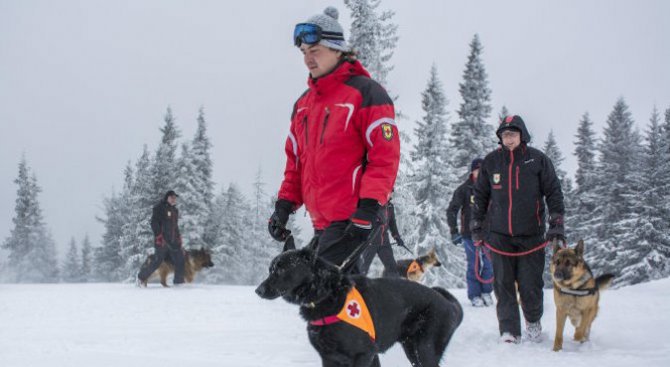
<box><xmin>2</xmin><ymin>157</ymin><xmax>59</xmax><ymax>282</ymax></box>
<box><xmin>450</xmin><ymin>34</ymin><xmax>496</xmax><ymax>175</ymax></box>
<box><xmin>248</xmin><ymin>168</ymin><xmax>280</xmax><ymax>284</ymax></box>
<box><xmin>408</xmin><ymin>65</ymin><xmax>464</xmax><ymax>287</ymax></box>
<box><xmin>542</xmin><ymin>130</ymin><xmax>574</xmax><ymax>287</ymax></box>
<box><xmin>62</xmin><ymin>238</ymin><xmax>81</xmax><ymax>282</ymax></box>
<box><xmin>571</xmin><ymin>112</ymin><xmax>599</xmax><ymax>243</ymax></box>
<box><xmin>587</xmin><ymin>98</ymin><xmax>645</xmax><ymax>286</ymax></box>
<box><xmin>344</xmin><ymin>0</ymin><xmax>398</xmax><ymax>88</ymax></box>
<box><xmin>207</xmin><ymin>184</ymin><xmax>253</xmax><ymax>284</ymax></box>
<box><xmin>119</xmin><ymin>146</ymin><xmax>155</xmax><ymax>281</ymax></box>
<box><xmin>151</xmin><ymin>107</ymin><xmax>180</xmax><ymax>202</ymax></box>
<box><xmin>174</xmin><ymin>143</ymin><xmax>199</xmax><ymax>246</ymax></box>
<box><xmin>628</xmin><ymin>107</ymin><xmax>670</xmax><ymax>283</ymax></box>
<box><xmin>189</xmin><ymin>108</ymin><xmax>214</xmax><ymax>247</ymax></box>
<box><xmin>80</xmin><ymin>234</ymin><xmax>92</xmax><ymax>282</ymax></box>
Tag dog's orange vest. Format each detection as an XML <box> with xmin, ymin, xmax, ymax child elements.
<box><xmin>310</xmin><ymin>286</ymin><xmax>376</xmax><ymax>341</ymax></box>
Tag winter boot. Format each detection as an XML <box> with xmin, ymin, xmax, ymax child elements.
<box><xmin>471</xmin><ymin>296</ymin><xmax>485</xmax><ymax>307</ymax></box>
<box><xmin>481</xmin><ymin>293</ymin><xmax>494</xmax><ymax>306</ymax></box>
<box><xmin>500</xmin><ymin>332</ymin><xmax>521</xmax><ymax>344</ymax></box>
<box><xmin>525</xmin><ymin>320</ymin><xmax>542</xmax><ymax>342</ymax></box>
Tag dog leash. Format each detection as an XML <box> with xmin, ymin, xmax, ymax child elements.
<box><xmin>472</xmin><ymin>239</ymin><xmax>559</xmax><ymax>284</ymax></box>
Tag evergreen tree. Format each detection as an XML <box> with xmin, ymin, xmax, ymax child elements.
<box><xmin>450</xmin><ymin>34</ymin><xmax>496</xmax><ymax>174</ymax></box>
<box><xmin>151</xmin><ymin>107</ymin><xmax>180</xmax><ymax>202</ymax></box>
<box><xmin>571</xmin><ymin>112</ymin><xmax>600</xmax><ymax>244</ymax></box>
<box><xmin>80</xmin><ymin>234</ymin><xmax>92</xmax><ymax>281</ymax></box>
<box><xmin>587</xmin><ymin>98</ymin><xmax>645</xmax><ymax>286</ymax></box>
<box><xmin>627</xmin><ymin>107</ymin><xmax>670</xmax><ymax>283</ymax></box>
<box><xmin>344</xmin><ymin>0</ymin><xmax>398</xmax><ymax>88</ymax></box>
<box><xmin>248</xmin><ymin>168</ymin><xmax>279</xmax><ymax>284</ymax></box>
<box><xmin>62</xmin><ymin>238</ymin><xmax>81</xmax><ymax>282</ymax></box>
<box><xmin>408</xmin><ymin>65</ymin><xmax>464</xmax><ymax>287</ymax></box>
<box><xmin>2</xmin><ymin>157</ymin><xmax>59</xmax><ymax>282</ymax></box>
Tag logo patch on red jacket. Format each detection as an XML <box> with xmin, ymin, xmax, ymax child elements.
<box><xmin>381</xmin><ymin>123</ymin><xmax>393</xmax><ymax>141</ymax></box>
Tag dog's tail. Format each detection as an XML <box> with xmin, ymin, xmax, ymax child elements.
<box><xmin>432</xmin><ymin>287</ymin><xmax>464</xmax><ymax>327</ymax></box>
<box><xmin>595</xmin><ymin>274</ymin><xmax>615</xmax><ymax>291</ymax></box>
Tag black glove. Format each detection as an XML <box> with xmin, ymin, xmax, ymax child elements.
<box><xmin>451</xmin><ymin>233</ymin><xmax>463</xmax><ymax>245</ymax></box>
<box><xmin>345</xmin><ymin>198</ymin><xmax>381</xmax><ymax>242</ymax></box>
<box><xmin>470</xmin><ymin>219</ymin><xmax>485</xmax><ymax>243</ymax></box>
<box><xmin>546</xmin><ymin>213</ymin><xmax>565</xmax><ymax>243</ymax></box>
<box><xmin>394</xmin><ymin>236</ymin><xmax>405</xmax><ymax>248</ymax></box>
<box><xmin>268</xmin><ymin>199</ymin><xmax>294</xmax><ymax>241</ymax></box>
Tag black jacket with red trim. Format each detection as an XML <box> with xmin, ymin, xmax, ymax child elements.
<box><xmin>473</xmin><ymin>117</ymin><xmax>564</xmax><ymax>238</ymax></box>
<box><xmin>447</xmin><ymin>176</ymin><xmax>476</xmax><ymax>238</ymax></box>
<box><xmin>277</xmin><ymin>59</ymin><xmax>400</xmax><ymax>230</ymax></box>
<box><xmin>151</xmin><ymin>200</ymin><xmax>181</xmax><ymax>246</ymax></box>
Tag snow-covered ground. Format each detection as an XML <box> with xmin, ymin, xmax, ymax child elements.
<box><xmin>1</xmin><ymin>278</ymin><xmax>669</xmax><ymax>367</ymax></box>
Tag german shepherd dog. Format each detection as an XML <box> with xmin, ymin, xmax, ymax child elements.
<box><xmin>256</xmin><ymin>247</ymin><xmax>462</xmax><ymax>367</ymax></box>
<box><xmin>551</xmin><ymin>239</ymin><xmax>614</xmax><ymax>351</ymax></box>
<box><xmin>383</xmin><ymin>247</ymin><xmax>442</xmax><ymax>282</ymax></box>
<box><xmin>140</xmin><ymin>247</ymin><xmax>214</xmax><ymax>287</ymax></box>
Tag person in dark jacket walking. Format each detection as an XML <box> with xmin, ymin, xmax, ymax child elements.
<box><xmin>447</xmin><ymin>158</ymin><xmax>494</xmax><ymax>307</ymax></box>
<box><xmin>267</xmin><ymin>7</ymin><xmax>400</xmax><ymax>272</ymax></box>
<box><xmin>137</xmin><ymin>190</ymin><xmax>185</xmax><ymax>286</ymax></box>
<box><xmin>360</xmin><ymin>197</ymin><xmax>403</xmax><ymax>277</ymax></box>
<box><xmin>472</xmin><ymin>115</ymin><xmax>565</xmax><ymax>344</ymax></box>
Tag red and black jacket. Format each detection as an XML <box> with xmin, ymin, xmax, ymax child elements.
<box><xmin>473</xmin><ymin>117</ymin><xmax>564</xmax><ymax>238</ymax></box>
<box><xmin>447</xmin><ymin>176</ymin><xmax>477</xmax><ymax>238</ymax></box>
<box><xmin>151</xmin><ymin>200</ymin><xmax>181</xmax><ymax>246</ymax></box>
<box><xmin>278</xmin><ymin>59</ymin><xmax>400</xmax><ymax>230</ymax></box>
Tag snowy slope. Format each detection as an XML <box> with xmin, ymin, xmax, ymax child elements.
<box><xmin>1</xmin><ymin>279</ymin><xmax>668</xmax><ymax>367</ymax></box>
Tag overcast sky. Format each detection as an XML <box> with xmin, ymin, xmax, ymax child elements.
<box><xmin>1</xmin><ymin>0</ymin><xmax>669</xmax><ymax>256</ymax></box>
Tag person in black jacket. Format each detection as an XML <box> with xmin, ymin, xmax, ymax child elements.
<box><xmin>472</xmin><ymin>115</ymin><xmax>565</xmax><ymax>343</ymax></box>
<box><xmin>447</xmin><ymin>158</ymin><xmax>493</xmax><ymax>307</ymax></box>
<box><xmin>360</xmin><ymin>197</ymin><xmax>403</xmax><ymax>277</ymax></box>
<box><xmin>137</xmin><ymin>190</ymin><xmax>186</xmax><ymax>286</ymax></box>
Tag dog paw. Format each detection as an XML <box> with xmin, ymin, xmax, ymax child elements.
<box><xmin>553</xmin><ymin>345</ymin><xmax>562</xmax><ymax>352</ymax></box>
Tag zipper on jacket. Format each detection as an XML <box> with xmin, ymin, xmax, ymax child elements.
<box><xmin>320</xmin><ymin>107</ymin><xmax>330</xmax><ymax>144</ymax></box>
<box><xmin>302</xmin><ymin>115</ymin><xmax>309</xmax><ymax>147</ymax></box>
<box><xmin>508</xmin><ymin>150</ymin><xmax>514</xmax><ymax>236</ymax></box>
<box><xmin>516</xmin><ymin>166</ymin><xmax>520</xmax><ymax>190</ymax></box>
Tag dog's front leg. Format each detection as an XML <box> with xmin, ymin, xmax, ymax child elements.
<box><xmin>574</xmin><ymin>306</ymin><xmax>596</xmax><ymax>343</ymax></box>
<box><xmin>553</xmin><ymin>307</ymin><xmax>568</xmax><ymax>351</ymax></box>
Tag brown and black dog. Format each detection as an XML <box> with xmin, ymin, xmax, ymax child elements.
<box><xmin>551</xmin><ymin>239</ymin><xmax>614</xmax><ymax>351</ymax></box>
<box><xmin>384</xmin><ymin>248</ymin><xmax>442</xmax><ymax>282</ymax></box>
<box><xmin>140</xmin><ymin>247</ymin><xmax>214</xmax><ymax>287</ymax></box>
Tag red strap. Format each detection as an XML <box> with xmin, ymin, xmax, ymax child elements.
<box><xmin>310</xmin><ymin>315</ymin><xmax>341</xmax><ymax>326</ymax></box>
<box><xmin>475</xmin><ymin>240</ymin><xmax>549</xmax><ymax>257</ymax></box>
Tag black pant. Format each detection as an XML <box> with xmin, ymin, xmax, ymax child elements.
<box><xmin>360</xmin><ymin>232</ymin><xmax>399</xmax><ymax>277</ymax></box>
<box><xmin>137</xmin><ymin>244</ymin><xmax>186</xmax><ymax>284</ymax></box>
<box><xmin>313</xmin><ymin>221</ymin><xmax>365</xmax><ymax>274</ymax></box>
<box><xmin>488</xmin><ymin>232</ymin><xmax>545</xmax><ymax>337</ymax></box>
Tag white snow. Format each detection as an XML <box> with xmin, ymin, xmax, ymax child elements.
<box><xmin>1</xmin><ymin>278</ymin><xmax>669</xmax><ymax>367</ymax></box>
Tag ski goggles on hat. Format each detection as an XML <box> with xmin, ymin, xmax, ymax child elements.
<box><xmin>293</xmin><ymin>23</ymin><xmax>344</xmax><ymax>47</ymax></box>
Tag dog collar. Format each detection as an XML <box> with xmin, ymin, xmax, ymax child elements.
<box><xmin>308</xmin><ymin>286</ymin><xmax>376</xmax><ymax>340</ymax></box>
<box><xmin>558</xmin><ymin>287</ymin><xmax>598</xmax><ymax>297</ymax></box>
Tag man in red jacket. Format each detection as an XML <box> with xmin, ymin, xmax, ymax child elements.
<box><xmin>268</xmin><ymin>6</ymin><xmax>400</xmax><ymax>272</ymax></box>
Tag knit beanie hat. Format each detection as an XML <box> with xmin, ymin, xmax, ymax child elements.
<box><xmin>304</xmin><ymin>6</ymin><xmax>349</xmax><ymax>52</ymax></box>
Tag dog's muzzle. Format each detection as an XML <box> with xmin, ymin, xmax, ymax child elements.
<box><xmin>255</xmin><ymin>280</ymin><xmax>281</xmax><ymax>300</ymax></box>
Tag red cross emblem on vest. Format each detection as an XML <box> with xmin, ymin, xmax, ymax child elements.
<box><xmin>347</xmin><ymin>301</ymin><xmax>361</xmax><ymax>319</ymax></box>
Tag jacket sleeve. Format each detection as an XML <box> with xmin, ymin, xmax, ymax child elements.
<box><xmin>472</xmin><ymin>161</ymin><xmax>491</xmax><ymax>225</ymax></box>
<box><xmin>387</xmin><ymin>202</ymin><xmax>401</xmax><ymax>238</ymax></box>
<box><xmin>150</xmin><ymin>204</ymin><xmax>161</xmax><ymax>237</ymax></box>
<box><xmin>357</xmin><ymin>87</ymin><xmax>400</xmax><ymax>206</ymax></box>
<box><xmin>447</xmin><ymin>184</ymin><xmax>464</xmax><ymax>232</ymax></box>
<box><xmin>277</xmin><ymin>113</ymin><xmax>303</xmax><ymax>208</ymax></box>
<box><xmin>540</xmin><ymin>154</ymin><xmax>565</xmax><ymax>216</ymax></box>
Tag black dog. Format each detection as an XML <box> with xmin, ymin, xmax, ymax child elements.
<box><xmin>256</xmin><ymin>247</ymin><xmax>463</xmax><ymax>366</ymax></box>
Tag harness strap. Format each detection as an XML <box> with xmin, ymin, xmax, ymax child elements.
<box><xmin>310</xmin><ymin>315</ymin><xmax>341</xmax><ymax>326</ymax></box>
<box><xmin>558</xmin><ymin>287</ymin><xmax>598</xmax><ymax>297</ymax></box>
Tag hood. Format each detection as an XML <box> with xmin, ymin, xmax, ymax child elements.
<box><xmin>307</xmin><ymin>58</ymin><xmax>371</xmax><ymax>93</ymax></box>
<box><xmin>496</xmin><ymin>115</ymin><xmax>532</xmax><ymax>144</ymax></box>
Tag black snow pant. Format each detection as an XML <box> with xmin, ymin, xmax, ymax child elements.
<box><xmin>137</xmin><ymin>243</ymin><xmax>186</xmax><ymax>284</ymax></box>
<box><xmin>487</xmin><ymin>232</ymin><xmax>545</xmax><ymax>337</ymax></box>
<box><xmin>313</xmin><ymin>221</ymin><xmax>364</xmax><ymax>275</ymax></box>
<box><xmin>360</xmin><ymin>231</ymin><xmax>399</xmax><ymax>277</ymax></box>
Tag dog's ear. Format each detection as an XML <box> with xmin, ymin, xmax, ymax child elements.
<box><xmin>552</xmin><ymin>238</ymin><xmax>562</xmax><ymax>255</ymax></box>
<box><xmin>575</xmin><ymin>239</ymin><xmax>585</xmax><ymax>257</ymax></box>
